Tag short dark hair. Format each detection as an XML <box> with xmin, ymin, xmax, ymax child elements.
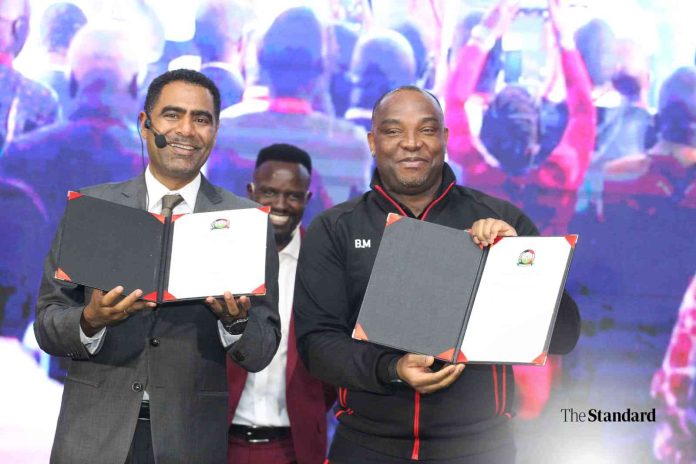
<box><xmin>371</xmin><ymin>85</ymin><xmax>443</xmax><ymax>125</ymax></box>
<box><xmin>658</xmin><ymin>66</ymin><xmax>696</xmax><ymax>146</ymax></box>
<box><xmin>255</xmin><ymin>143</ymin><xmax>312</xmax><ymax>174</ymax></box>
<box><xmin>480</xmin><ymin>85</ymin><xmax>539</xmax><ymax>175</ymax></box>
<box><xmin>144</xmin><ymin>69</ymin><xmax>221</xmax><ymax>121</ymax></box>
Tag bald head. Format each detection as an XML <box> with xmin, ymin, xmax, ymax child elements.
<box><xmin>194</xmin><ymin>0</ymin><xmax>251</xmax><ymax>62</ymax></box>
<box><xmin>371</xmin><ymin>86</ymin><xmax>443</xmax><ymax>128</ymax></box>
<box><xmin>68</xmin><ymin>25</ymin><xmax>140</xmax><ymax>91</ymax></box>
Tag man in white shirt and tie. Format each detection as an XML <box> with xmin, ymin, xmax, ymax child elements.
<box><xmin>34</xmin><ymin>69</ymin><xmax>280</xmax><ymax>464</ymax></box>
<box><xmin>226</xmin><ymin>143</ymin><xmax>336</xmax><ymax>464</ymax></box>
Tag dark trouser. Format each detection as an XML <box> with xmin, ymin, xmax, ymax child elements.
<box><xmin>125</xmin><ymin>418</ymin><xmax>155</xmax><ymax>464</ymax></box>
<box><xmin>227</xmin><ymin>434</ymin><xmax>297</xmax><ymax>464</ymax></box>
<box><xmin>328</xmin><ymin>431</ymin><xmax>516</xmax><ymax>464</ymax></box>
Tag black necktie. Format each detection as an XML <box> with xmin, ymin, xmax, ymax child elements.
<box><xmin>160</xmin><ymin>194</ymin><xmax>184</xmax><ymax>218</ymax></box>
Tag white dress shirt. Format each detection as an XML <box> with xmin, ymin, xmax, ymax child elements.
<box><xmin>80</xmin><ymin>167</ymin><xmax>242</xmax><ymax>396</ymax></box>
<box><xmin>232</xmin><ymin>227</ymin><xmax>299</xmax><ymax>427</ymax></box>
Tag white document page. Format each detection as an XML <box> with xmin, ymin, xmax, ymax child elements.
<box><xmin>167</xmin><ymin>208</ymin><xmax>268</xmax><ymax>299</ymax></box>
<box><xmin>460</xmin><ymin>236</ymin><xmax>574</xmax><ymax>364</ymax></box>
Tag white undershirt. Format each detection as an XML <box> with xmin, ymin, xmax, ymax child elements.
<box><xmin>80</xmin><ymin>167</ymin><xmax>241</xmax><ymax>400</ymax></box>
<box><xmin>231</xmin><ymin>227</ymin><xmax>299</xmax><ymax>426</ymax></box>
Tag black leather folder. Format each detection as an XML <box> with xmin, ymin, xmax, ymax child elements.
<box><xmin>55</xmin><ymin>192</ymin><xmax>268</xmax><ymax>302</ymax></box>
<box><xmin>353</xmin><ymin>213</ymin><xmax>577</xmax><ymax>365</ymax></box>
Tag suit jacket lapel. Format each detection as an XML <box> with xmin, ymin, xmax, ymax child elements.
<box><xmin>285</xmin><ymin>231</ymin><xmax>303</xmax><ymax>387</ymax></box>
<box><xmin>125</xmin><ymin>173</ymin><xmax>222</xmax><ymax>212</ymax></box>
<box><xmin>286</xmin><ymin>313</ymin><xmax>298</xmax><ymax>388</ymax></box>
<box><xmin>120</xmin><ymin>173</ymin><xmax>148</xmax><ymax>210</ymax></box>
<box><xmin>194</xmin><ymin>175</ymin><xmax>223</xmax><ymax>213</ymax></box>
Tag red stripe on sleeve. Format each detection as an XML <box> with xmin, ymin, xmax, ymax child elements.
<box><xmin>411</xmin><ymin>391</ymin><xmax>421</xmax><ymax>460</ymax></box>
<box><xmin>492</xmin><ymin>365</ymin><xmax>500</xmax><ymax>415</ymax></box>
<box><xmin>500</xmin><ymin>367</ymin><xmax>507</xmax><ymax>415</ymax></box>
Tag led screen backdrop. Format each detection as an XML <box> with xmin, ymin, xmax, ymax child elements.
<box><xmin>0</xmin><ymin>0</ymin><xmax>694</xmax><ymax>462</ymax></box>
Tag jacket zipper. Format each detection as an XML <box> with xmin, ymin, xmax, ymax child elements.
<box><xmin>374</xmin><ymin>181</ymin><xmax>456</xmax><ymax>460</ymax></box>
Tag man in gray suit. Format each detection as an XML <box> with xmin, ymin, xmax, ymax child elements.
<box><xmin>34</xmin><ymin>69</ymin><xmax>280</xmax><ymax>464</ymax></box>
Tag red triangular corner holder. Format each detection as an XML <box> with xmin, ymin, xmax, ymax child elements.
<box><xmin>67</xmin><ymin>191</ymin><xmax>83</xmax><ymax>200</ymax></box>
<box><xmin>171</xmin><ymin>214</ymin><xmax>185</xmax><ymax>223</ymax></box>
<box><xmin>54</xmin><ymin>268</ymin><xmax>72</xmax><ymax>281</ymax></box>
<box><xmin>162</xmin><ymin>291</ymin><xmax>176</xmax><ymax>301</ymax></box>
<box><xmin>436</xmin><ymin>348</ymin><xmax>468</xmax><ymax>363</ymax></box>
<box><xmin>531</xmin><ymin>352</ymin><xmax>547</xmax><ymax>365</ymax></box>
<box><xmin>490</xmin><ymin>236</ymin><xmax>505</xmax><ymax>247</ymax></box>
<box><xmin>352</xmin><ymin>323</ymin><xmax>368</xmax><ymax>341</ymax></box>
<box><xmin>251</xmin><ymin>283</ymin><xmax>266</xmax><ymax>295</ymax></box>
<box><xmin>150</xmin><ymin>213</ymin><xmax>165</xmax><ymax>224</ymax></box>
<box><xmin>142</xmin><ymin>291</ymin><xmax>158</xmax><ymax>302</ymax></box>
<box><xmin>257</xmin><ymin>205</ymin><xmax>271</xmax><ymax>214</ymax></box>
<box><xmin>385</xmin><ymin>213</ymin><xmax>404</xmax><ymax>227</ymax></box>
<box><xmin>564</xmin><ymin>235</ymin><xmax>578</xmax><ymax>248</ymax></box>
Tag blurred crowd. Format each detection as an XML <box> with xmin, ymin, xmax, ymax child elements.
<box><xmin>0</xmin><ymin>0</ymin><xmax>694</xmax><ymax>461</ymax></box>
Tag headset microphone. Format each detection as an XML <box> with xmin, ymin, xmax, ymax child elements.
<box><xmin>144</xmin><ymin>118</ymin><xmax>168</xmax><ymax>149</ymax></box>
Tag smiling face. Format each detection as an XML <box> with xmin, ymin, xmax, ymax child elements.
<box><xmin>139</xmin><ymin>80</ymin><xmax>218</xmax><ymax>190</ymax></box>
<box><xmin>368</xmin><ymin>88</ymin><xmax>448</xmax><ymax>198</ymax></box>
<box><xmin>248</xmin><ymin>160</ymin><xmax>311</xmax><ymax>251</ymax></box>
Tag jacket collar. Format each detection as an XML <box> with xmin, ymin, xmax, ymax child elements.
<box><xmin>121</xmin><ymin>172</ymin><xmax>222</xmax><ymax>213</ymax></box>
<box><xmin>370</xmin><ymin>163</ymin><xmax>457</xmax><ymax>219</ymax></box>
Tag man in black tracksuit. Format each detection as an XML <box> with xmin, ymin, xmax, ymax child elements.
<box><xmin>293</xmin><ymin>86</ymin><xmax>581</xmax><ymax>463</ymax></box>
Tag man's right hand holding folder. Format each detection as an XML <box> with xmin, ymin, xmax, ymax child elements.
<box><xmin>80</xmin><ymin>285</ymin><xmax>253</xmax><ymax>338</ymax></box>
<box><xmin>80</xmin><ymin>286</ymin><xmax>157</xmax><ymax>337</ymax></box>
<box><xmin>392</xmin><ymin>218</ymin><xmax>517</xmax><ymax>393</ymax></box>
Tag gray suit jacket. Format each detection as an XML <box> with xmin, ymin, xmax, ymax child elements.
<box><xmin>35</xmin><ymin>174</ymin><xmax>280</xmax><ymax>464</ymax></box>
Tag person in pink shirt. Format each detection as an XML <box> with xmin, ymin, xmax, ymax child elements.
<box><xmin>445</xmin><ymin>0</ymin><xmax>595</xmax><ymax>235</ymax></box>
<box><xmin>444</xmin><ymin>0</ymin><xmax>595</xmax><ymax>423</ymax></box>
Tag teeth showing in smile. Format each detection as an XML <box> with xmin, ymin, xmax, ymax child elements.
<box><xmin>269</xmin><ymin>214</ymin><xmax>290</xmax><ymax>225</ymax></box>
<box><xmin>170</xmin><ymin>143</ymin><xmax>195</xmax><ymax>151</ymax></box>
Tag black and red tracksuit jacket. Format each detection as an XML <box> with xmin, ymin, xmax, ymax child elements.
<box><xmin>294</xmin><ymin>164</ymin><xmax>581</xmax><ymax>461</ymax></box>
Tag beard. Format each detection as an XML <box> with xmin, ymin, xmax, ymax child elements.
<box><xmin>378</xmin><ymin>157</ymin><xmax>444</xmax><ymax>196</ymax></box>
<box><xmin>397</xmin><ymin>171</ymin><xmax>430</xmax><ymax>189</ymax></box>
<box><xmin>393</xmin><ymin>160</ymin><xmax>443</xmax><ymax>194</ymax></box>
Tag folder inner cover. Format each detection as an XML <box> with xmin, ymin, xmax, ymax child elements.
<box><xmin>460</xmin><ymin>236</ymin><xmax>574</xmax><ymax>363</ymax></box>
<box><xmin>354</xmin><ymin>216</ymin><xmax>576</xmax><ymax>365</ymax></box>
<box><xmin>356</xmin><ymin>217</ymin><xmax>484</xmax><ymax>362</ymax></box>
<box><xmin>57</xmin><ymin>194</ymin><xmax>162</xmax><ymax>296</ymax></box>
<box><xmin>56</xmin><ymin>194</ymin><xmax>269</xmax><ymax>302</ymax></box>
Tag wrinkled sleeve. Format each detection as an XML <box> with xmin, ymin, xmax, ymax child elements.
<box><xmin>34</xmin><ymin>217</ymin><xmax>93</xmax><ymax>360</ymax></box>
<box><xmin>225</xmin><ymin>219</ymin><xmax>281</xmax><ymax>373</ymax></box>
